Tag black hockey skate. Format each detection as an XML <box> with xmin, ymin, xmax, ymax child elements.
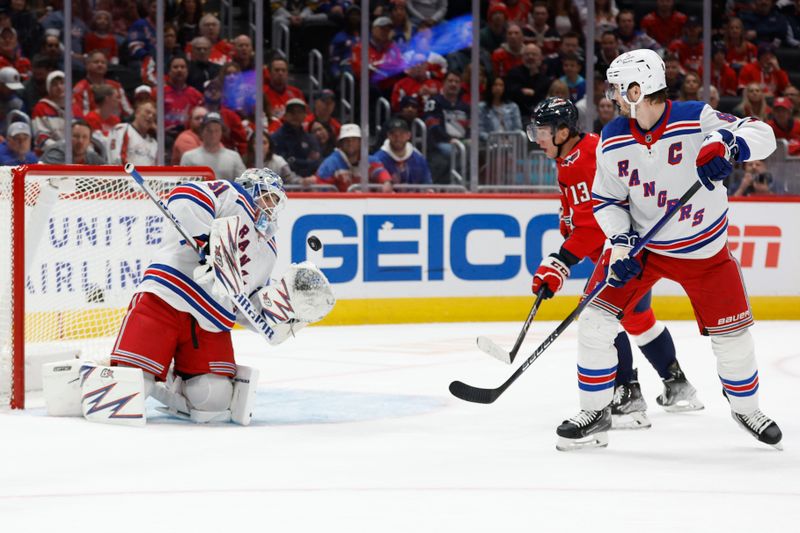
<box><xmin>656</xmin><ymin>361</ymin><xmax>704</xmax><ymax>412</ymax></box>
<box><xmin>611</xmin><ymin>369</ymin><xmax>651</xmax><ymax>430</ymax></box>
<box><xmin>731</xmin><ymin>409</ymin><xmax>783</xmax><ymax>450</ymax></box>
<box><xmin>556</xmin><ymin>407</ymin><xmax>612</xmax><ymax>451</ymax></box>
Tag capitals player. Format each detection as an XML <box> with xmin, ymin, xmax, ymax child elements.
<box><xmin>104</xmin><ymin>168</ymin><xmax>333</xmax><ymax>425</ymax></box>
<box><xmin>529</xmin><ymin>97</ymin><xmax>702</xmax><ymax>430</ymax></box>
<box><xmin>556</xmin><ymin>49</ymin><xmax>782</xmax><ymax>450</ymax></box>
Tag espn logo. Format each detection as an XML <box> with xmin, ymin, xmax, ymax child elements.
<box><xmin>728</xmin><ymin>225</ymin><xmax>780</xmax><ymax>268</ymax></box>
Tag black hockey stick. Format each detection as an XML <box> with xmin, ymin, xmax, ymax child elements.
<box><xmin>450</xmin><ymin>181</ymin><xmax>703</xmax><ymax>404</ymax></box>
<box><xmin>476</xmin><ymin>286</ymin><xmax>547</xmax><ymax>364</ymax></box>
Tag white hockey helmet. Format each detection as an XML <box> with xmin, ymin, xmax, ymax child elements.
<box><xmin>605</xmin><ymin>49</ymin><xmax>666</xmax><ymax>118</ymax></box>
<box><xmin>235</xmin><ymin>167</ymin><xmax>287</xmax><ymax>235</ymax></box>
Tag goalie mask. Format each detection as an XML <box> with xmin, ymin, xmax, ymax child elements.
<box><xmin>235</xmin><ymin>168</ymin><xmax>287</xmax><ymax>237</ymax></box>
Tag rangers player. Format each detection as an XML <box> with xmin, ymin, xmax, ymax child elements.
<box><xmin>529</xmin><ymin>97</ymin><xmax>702</xmax><ymax>430</ymax></box>
<box><xmin>556</xmin><ymin>49</ymin><xmax>782</xmax><ymax>451</ymax></box>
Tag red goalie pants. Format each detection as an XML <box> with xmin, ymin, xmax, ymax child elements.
<box><xmin>110</xmin><ymin>292</ymin><xmax>236</xmax><ymax>380</ymax></box>
<box><xmin>585</xmin><ymin>246</ymin><xmax>753</xmax><ymax>336</ymax></box>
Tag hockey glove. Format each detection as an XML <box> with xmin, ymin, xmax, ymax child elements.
<box><xmin>696</xmin><ymin>129</ymin><xmax>738</xmax><ymax>190</ymax></box>
<box><xmin>559</xmin><ymin>209</ymin><xmax>573</xmax><ymax>238</ymax></box>
<box><xmin>606</xmin><ymin>232</ymin><xmax>642</xmax><ymax>288</ymax></box>
<box><xmin>532</xmin><ymin>253</ymin><xmax>571</xmax><ymax>299</ymax></box>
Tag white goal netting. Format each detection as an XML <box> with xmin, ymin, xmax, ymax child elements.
<box><xmin>0</xmin><ymin>165</ymin><xmax>212</xmax><ymax>408</ymax></box>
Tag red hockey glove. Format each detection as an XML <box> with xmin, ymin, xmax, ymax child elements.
<box><xmin>532</xmin><ymin>253</ymin><xmax>571</xmax><ymax>299</ymax></box>
<box><xmin>696</xmin><ymin>129</ymin><xmax>737</xmax><ymax>190</ymax></box>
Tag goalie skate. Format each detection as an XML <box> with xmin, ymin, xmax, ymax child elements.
<box><xmin>731</xmin><ymin>409</ymin><xmax>783</xmax><ymax>450</ymax></box>
<box><xmin>556</xmin><ymin>407</ymin><xmax>611</xmax><ymax>451</ymax></box>
<box><xmin>656</xmin><ymin>361</ymin><xmax>704</xmax><ymax>412</ymax></box>
<box><xmin>611</xmin><ymin>370</ymin><xmax>651</xmax><ymax>430</ymax></box>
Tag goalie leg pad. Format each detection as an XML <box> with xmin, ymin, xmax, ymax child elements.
<box><xmin>231</xmin><ymin>365</ymin><xmax>260</xmax><ymax>426</ymax></box>
<box><xmin>81</xmin><ymin>364</ymin><xmax>146</xmax><ymax>426</ymax></box>
<box><xmin>42</xmin><ymin>359</ymin><xmax>85</xmax><ymax>417</ymax></box>
<box><xmin>180</xmin><ymin>373</ymin><xmax>233</xmax><ymax>423</ymax></box>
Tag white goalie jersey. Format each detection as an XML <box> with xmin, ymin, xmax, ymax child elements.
<box><xmin>137</xmin><ymin>180</ymin><xmax>278</xmax><ymax>332</ymax></box>
<box><xmin>592</xmin><ymin>100</ymin><xmax>776</xmax><ymax>259</ymax></box>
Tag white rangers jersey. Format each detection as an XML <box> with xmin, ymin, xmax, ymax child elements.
<box><xmin>592</xmin><ymin>100</ymin><xmax>776</xmax><ymax>259</ymax></box>
<box><xmin>137</xmin><ymin>180</ymin><xmax>278</xmax><ymax>332</ymax></box>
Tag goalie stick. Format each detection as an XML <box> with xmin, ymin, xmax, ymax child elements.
<box><xmin>450</xmin><ymin>181</ymin><xmax>703</xmax><ymax>404</ymax></box>
<box><xmin>477</xmin><ymin>286</ymin><xmax>547</xmax><ymax>364</ymax></box>
<box><xmin>124</xmin><ymin>163</ymin><xmax>278</xmax><ymax>342</ymax></box>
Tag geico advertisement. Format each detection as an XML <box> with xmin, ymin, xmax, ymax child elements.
<box><xmin>20</xmin><ymin>196</ymin><xmax>800</xmax><ymax>307</ymax></box>
<box><xmin>274</xmin><ymin>197</ymin><xmax>800</xmax><ymax>298</ymax></box>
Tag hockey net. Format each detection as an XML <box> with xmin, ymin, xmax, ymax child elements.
<box><xmin>0</xmin><ymin>165</ymin><xmax>214</xmax><ymax>409</ymax></box>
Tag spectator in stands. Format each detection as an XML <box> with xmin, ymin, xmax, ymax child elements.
<box><xmin>729</xmin><ymin>159</ymin><xmax>776</xmax><ymax>196</ymax></box>
<box><xmin>0</xmin><ymin>120</ymin><xmax>37</xmax><ymax>164</ymax></box>
<box><xmin>703</xmin><ymin>43</ymin><xmax>739</xmax><ymax>97</ymax></box>
<box><xmin>406</xmin><ymin>0</ymin><xmax>448</xmax><ymax>25</ymax></box>
<box><xmin>41</xmin><ymin>118</ymin><xmax>106</xmax><ymax>164</ymax></box>
<box><xmin>176</xmin><ymin>0</ymin><xmax>203</xmax><ymax>46</ymax></box>
<box><xmin>783</xmin><ymin>84</ymin><xmax>800</xmax><ymax>118</ymax></box>
<box><xmin>187</xmin><ymin>37</ymin><xmax>222</xmax><ymax>92</ymax></box>
<box><xmin>351</xmin><ymin>17</ymin><xmax>405</xmax><ymax>92</ymax></box>
<box><xmin>21</xmin><ymin>55</ymin><xmax>53</xmax><ymax>111</ymax></box>
<box><xmin>640</xmin><ymin>0</ymin><xmax>687</xmax><ymax>48</ymax></box>
<box><xmin>307</xmin><ymin>119</ymin><xmax>335</xmax><ymax>159</ymax></box>
<box><xmin>479</xmin><ymin>76</ymin><xmax>522</xmax><ymax>141</ymax></box>
<box><xmin>389</xmin><ymin>0</ymin><xmax>413</xmax><ymax>45</ymax></box>
<box><xmin>734</xmin><ymin>82</ymin><xmax>772</xmax><ymax>120</ymax></box>
<box><xmin>329</xmin><ymin>5</ymin><xmax>361</xmax><ymax>80</ymax></box>
<box><xmin>0</xmin><ymin>27</ymin><xmax>31</xmax><ymax>79</ymax></box>
<box><xmin>84</xmin><ymin>84</ymin><xmax>121</xmax><ymax>139</ymax></box>
<box><xmin>40</xmin><ymin>0</ymin><xmax>88</xmax><ymax>67</ymax></box>
<box><xmin>272</xmin><ymin>0</ymin><xmax>335</xmax><ymax>27</ymax></box>
<box><xmin>679</xmin><ymin>72</ymin><xmax>701</xmax><ymax>101</ymax></box>
<box><xmin>391</xmin><ymin>54</ymin><xmax>442</xmax><ymax>112</ymax></box>
<box><xmin>40</xmin><ymin>33</ymin><xmax>63</xmax><ymax>71</ymax></box>
<box><xmin>595</xmin><ymin>31</ymin><xmax>621</xmax><ymax>76</ymax></box>
<box><xmin>0</xmin><ymin>66</ymin><xmax>25</xmax><ymax>137</ymax></box>
<box><xmin>560</xmin><ymin>53</ymin><xmax>584</xmax><ymax>103</ymax></box>
<box><xmin>424</xmin><ymin>71</ymin><xmax>470</xmax><ymax>183</ymax></box>
<box><xmin>767</xmin><ymin>96</ymin><xmax>800</xmax><ymax>141</ymax></box>
<box><xmin>492</xmin><ymin>22</ymin><xmax>523</xmax><ymax>77</ymax></box>
<box><xmin>171</xmin><ymin>105</ymin><xmax>206</xmax><ymax>164</ymax></box>
<box><xmin>481</xmin><ymin>2</ymin><xmax>508</xmax><ymax>52</ymax></box>
<box><xmin>585</xmin><ymin>0</ymin><xmax>619</xmax><ymax>40</ymax></box>
<box><xmin>262</xmin><ymin>131</ymin><xmax>305</xmax><ymax>186</ymax></box>
<box><xmin>108</xmin><ymin>101</ymin><xmax>158</xmax><ymax>165</ymax></box>
<box><xmin>31</xmin><ymin>70</ymin><xmax>65</xmax><ymax>153</ymax></box>
<box><xmin>398</xmin><ymin>95</ymin><xmax>421</xmax><ymax>123</ymax></box>
<box><xmin>460</xmin><ymin>62</ymin><xmax>487</xmax><ymax>103</ymax></box>
<box><xmin>615</xmin><ymin>9</ymin><xmax>661</xmax><ymax>54</ymax></box>
<box><xmin>127</xmin><ymin>0</ymin><xmax>157</xmax><ymax>60</ymax></box>
<box><xmin>264</xmin><ymin>57</ymin><xmax>306</xmax><ymax>120</ymax></box>
<box><xmin>373</xmin><ymin>117</ymin><xmax>432</xmax><ymax>191</ymax></box>
<box><xmin>544</xmin><ymin>31</ymin><xmax>582</xmax><ymax>78</ymax></box>
<box><xmin>304</xmin><ymin>89</ymin><xmax>342</xmax><ymax>139</ymax></box>
<box><xmin>593</xmin><ymin>97</ymin><xmax>616</xmax><ymax>133</ymax></box>
<box><xmin>141</xmin><ymin>23</ymin><xmax>183</xmax><ymax>86</ymax></box>
<box><xmin>231</xmin><ymin>35</ymin><xmax>255</xmax><ymax>72</ymax></box>
<box><xmin>547</xmin><ymin>0</ymin><xmax>581</xmax><ymax>36</ymax></box>
<box><xmin>164</xmin><ymin>56</ymin><xmax>204</xmax><ymax>139</ymax></box>
<box><xmin>575</xmin><ymin>74</ymin><xmax>606</xmax><ymax>133</ymax></box>
<box><xmin>664</xmin><ymin>54</ymin><xmax>684</xmax><ymax>100</ymax></box>
<box><xmin>272</xmin><ymin>98</ymin><xmax>322</xmax><ymax>178</ymax></box>
<box><xmin>667</xmin><ymin>16</ymin><xmax>703</xmax><ymax>74</ymax></box>
<box><xmin>739</xmin><ymin>44</ymin><xmax>789</xmax><ymax>98</ymax></box>
<box><xmin>504</xmin><ymin>0</ymin><xmax>531</xmax><ymax>23</ymax></box>
<box><xmin>203</xmin><ymin>79</ymin><xmax>248</xmax><ymax>157</ymax></box>
<box><xmin>196</xmin><ymin>14</ymin><xmax>234</xmax><ymax>65</ymax></box>
<box><xmin>788</xmin><ymin>0</ymin><xmax>800</xmax><ymax>44</ymax></box>
<box><xmin>73</xmin><ymin>51</ymin><xmax>132</xmax><ymax>119</ymax></box>
<box><xmin>741</xmin><ymin>0</ymin><xmax>793</xmax><ymax>46</ymax></box>
<box><xmin>134</xmin><ymin>84</ymin><xmax>155</xmax><ymax>104</ymax></box>
<box><xmin>699</xmin><ymin>85</ymin><xmax>721</xmax><ymax>110</ymax></box>
<box><xmin>724</xmin><ymin>17</ymin><xmax>758</xmax><ymax>73</ymax></box>
<box><xmin>547</xmin><ymin>78</ymin><xmax>570</xmax><ymax>99</ymax></box>
<box><xmin>507</xmin><ymin>43</ymin><xmax>551</xmax><ymax>122</ymax></box>
<box><xmin>84</xmin><ymin>10</ymin><xmax>119</xmax><ymax>65</ymax></box>
<box><xmin>5</xmin><ymin>0</ymin><xmax>41</xmax><ymax>60</ymax></box>
<box><xmin>525</xmin><ymin>2</ymin><xmax>561</xmax><ymax>56</ymax></box>
<box><xmin>315</xmin><ymin>123</ymin><xmax>392</xmax><ymax>192</ymax></box>
<box><xmin>181</xmin><ymin>111</ymin><xmax>246</xmax><ymax>181</ymax></box>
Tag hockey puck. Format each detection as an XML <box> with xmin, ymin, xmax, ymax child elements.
<box><xmin>307</xmin><ymin>235</ymin><xmax>322</xmax><ymax>251</ymax></box>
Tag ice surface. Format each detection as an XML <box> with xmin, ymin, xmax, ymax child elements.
<box><xmin>1</xmin><ymin>321</ymin><xmax>798</xmax><ymax>532</ymax></box>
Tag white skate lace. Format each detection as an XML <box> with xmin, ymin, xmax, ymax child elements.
<box><xmin>742</xmin><ymin>410</ymin><xmax>772</xmax><ymax>434</ymax></box>
<box><xmin>612</xmin><ymin>386</ymin><xmax>624</xmax><ymax>404</ymax></box>
<box><xmin>569</xmin><ymin>410</ymin><xmax>599</xmax><ymax>427</ymax></box>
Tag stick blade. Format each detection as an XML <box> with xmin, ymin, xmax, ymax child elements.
<box><xmin>476</xmin><ymin>336</ymin><xmax>512</xmax><ymax>364</ymax></box>
<box><xmin>449</xmin><ymin>380</ymin><xmax>499</xmax><ymax>404</ymax></box>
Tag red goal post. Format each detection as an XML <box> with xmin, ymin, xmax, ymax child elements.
<box><xmin>0</xmin><ymin>165</ymin><xmax>214</xmax><ymax>409</ymax></box>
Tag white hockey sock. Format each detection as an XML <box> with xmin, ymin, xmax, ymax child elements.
<box><xmin>711</xmin><ymin>329</ymin><xmax>759</xmax><ymax>414</ymax></box>
<box><xmin>577</xmin><ymin>306</ymin><xmax>620</xmax><ymax>411</ymax></box>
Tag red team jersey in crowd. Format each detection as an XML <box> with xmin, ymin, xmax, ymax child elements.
<box><xmin>667</xmin><ymin>40</ymin><xmax>703</xmax><ymax>74</ymax></box>
<box><xmin>491</xmin><ymin>46</ymin><xmax>523</xmax><ymax>79</ymax></box>
<box><xmin>163</xmin><ymin>84</ymin><xmax>204</xmax><ymax>130</ymax></box>
<box><xmin>84</xmin><ymin>32</ymin><xmax>119</xmax><ymax>63</ymax></box>
<box><xmin>738</xmin><ymin>62</ymin><xmax>789</xmax><ymax>97</ymax></box>
<box><xmin>390</xmin><ymin>76</ymin><xmax>442</xmax><ymax>111</ymax></box>
<box><xmin>640</xmin><ymin>11</ymin><xmax>687</xmax><ymax>47</ymax></box>
<box><xmin>72</xmin><ymin>78</ymin><xmax>133</xmax><ymax>118</ymax></box>
<box><xmin>264</xmin><ymin>84</ymin><xmax>306</xmax><ymax>119</ymax></box>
